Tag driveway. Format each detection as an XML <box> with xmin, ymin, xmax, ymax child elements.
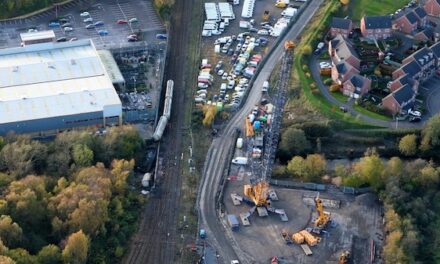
<box><xmin>310</xmin><ymin>53</ymin><xmax>421</xmax><ymax>129</ymax></box>
<box><xmin>420</xmin><ymin>75</ymin><xmax>440</xmax><ymax>119</ymax></box>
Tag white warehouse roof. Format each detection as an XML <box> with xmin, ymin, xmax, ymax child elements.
<box><xmin>241</xmin><ymin>0</ymin><xmax>255</xmax><ymax>18</ymax></box>
<box><xmin>218</xmin><ymin>3</ymin><xmax>235</xmax><ymax>20</ymax></box>
<box><xmin>20</xmin><ymin>30</ymin><xmax>55</xmax><ymax>42</ymax></box>
<box><xmin>0</xmin><ymin>39</ymin><xmax>122</xmax><ymax>125</ymax></box>
<box><xmin>205</xmin><ymin>3</ymin><xmax>220</xmax><ymax>21</ymax></box>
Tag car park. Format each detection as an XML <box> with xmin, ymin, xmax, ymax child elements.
<box><xmin>84</xmin><ymin>17</ymin><xmax>93</xmax><ymax>23</ymax></box>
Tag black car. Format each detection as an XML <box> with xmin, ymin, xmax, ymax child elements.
<box><xmin>56</xmin><ymin>37</ymin><xmax>67</xmax><ymax>42</ymax></box>
<box><xmin>409</xmin><ymin>116</ymin><xmax>421</xmax><ymax>123</ymax></box>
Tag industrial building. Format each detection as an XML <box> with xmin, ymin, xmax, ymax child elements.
<box><xmin>0</xmin><ymin>39</ymin><xmax>122</xmax><ymax>135</ymax></box>
<box><xmin>20</xmin><ymin>30</ymin><xmax>55</xmax><ymax>46</ymax></box>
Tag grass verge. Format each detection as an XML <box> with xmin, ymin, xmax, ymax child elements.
<box><xmin>350</xmin><ymin>0</ymin><xmax>409</xmax><ymax>20</ymax></box>
<box><xmin>353</xmin><ymin>105</ymin><xmax>391</xmax><ymax>121</ymax></box>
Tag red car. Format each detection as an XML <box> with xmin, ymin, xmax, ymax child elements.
<box><xmin>116</xmin><ymin>19</ymin><xmax>128</xmax><ymax>24</ymax></box>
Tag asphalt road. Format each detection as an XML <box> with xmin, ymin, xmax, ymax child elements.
<box><xmin>198</xmin><ymin>1</ymin><xmax>324</xmax><ymax>263</ymax></box>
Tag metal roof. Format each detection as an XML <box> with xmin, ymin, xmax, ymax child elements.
<box><xmin>0</xmin><ymin>39</ymin><xmax>121</xmax><ymax>124</ymax></box>
<box><xmin>218</xmin><ymin>2</ymin><xmax>235</xmax><ymax>19</ymax></box>
<box><xmin>97</xmin><ymin>50</ymin><xmax>125</xmax><ymax>85</ymax></box>
<box><xmin>20</xmin><ymin>30</ymin><xmax>55</xmax><ymax>42</ymax></box>
<box><xmin>205</xmin><ymin>3</ymin><xmax>220</xmax><ymax>21</ymax></box>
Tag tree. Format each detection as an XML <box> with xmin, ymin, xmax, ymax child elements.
<box><xmin>37</xmin><ymin>244</ymin><xmax>62</xmax><ymax>264</ymax></box>
<box><xmin>399</xmin><ymin>134</ymin><xmax>417</xmax><ymax>156</ymax></box>
<box><xmin>202</xmin><ymin>105</ymin><xmax>217</xmax><ymax>127</ymax></box>
<box><xmin>340</xmin><ymin>0</ymin><xmax>349</xmax><ymax>5</ymax></box>
<box><xmin>68</xmin><ymin>199</ymin><xmax>109</xmax><ymax>236</ymax></box>
<box><xmin>279</xmin><ymin>127</ymin><xmax>310</xmax><ymax>157</ymax></box>
<box><xmin>110</xmin><ymin>159</ymin><xmax>135</xmax><ymax>195</ymax></box>
<box><xmin>0</xmin><ymin>255</ymin><xmax>15</xmax><ymax>264</ymax></box>
<box><xmin>62</xmin><ymin>230</ymin><xmax>89</xmax><ymax>264</ymax></box>
<box><xmin>0</xmin><ymin>137</ymin><xmax>48</xmax><ymax>178</ymax></box>
<box><xmin>421</xmin><ymin>114</ymin><xmax>440</xmax><ymax>151</ymax></box>
<box><xmin>353</xmin><ymin>150</ymin><xmax>384</xmax><ymax>190</ymax></box>
<box><xmin>287</xmin><ymin>154</ymin><xmax>327</xmax><ymax>182</ymax></box>
<box><xmin>72</xmin><ymin>144</ymin><xmax>94</xmax><ymax>167</ymax></box>
<box><xmin>0</xmin><ymin>215</ymin><xmax>22</xmax><ymax>248</ymax></box>
<box><xmin>301</xmin><ymin>44</ymin><xmax>312</xmax><ymax>55</ymax></box>
<box><xmin>103</xmin><ymin>126</ymin><xmax>143</xmax><ymax>162</ymax></box>
<box><xmin>5</xmin><ymin>248</ymin><xmax>36</xmax><ymax>264</ymax></box>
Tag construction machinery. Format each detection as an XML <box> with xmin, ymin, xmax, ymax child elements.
<box><xmin>314</xmin><ymin>194</ymin><xmax>330</xmax><ymax>229</ymax></box>
<box><xmin>339</xmin><ymin>251</ymin><xmax>350</xmax><ymax>264</ymax></box>
<box><xmin>262</xmin><ymin>10</ymin><xmax>270</xmax><ymax>21</ymax></box>
<box><xmin>244</xmin><ymin>181</ymin><xmax>270</xmax><ymax>207</ymax></box>
<box><xmin>281</xmin><ymin>230</ymin><xmax>293</xmax><ymax>244</ymax></box>
<box><xmin>284</xmin><ymin>40</ymin><xmax>295</xmax><ymax>50</ymax></box>
<box><xmin>245</xmin><ymin>116</ymin><xmax>255</xmax><ymax>137</ymax></box>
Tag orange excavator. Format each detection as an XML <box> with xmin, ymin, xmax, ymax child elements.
<box><xmin>314</xmin><ymin>194</ymin><xmax>330</xmax><ymax>228</ymax></box>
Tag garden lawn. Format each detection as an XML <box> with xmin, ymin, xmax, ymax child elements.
<box><xmin>351</xmin><ymin>0</ymin><xmax>408</xmax><ymax>20</ymax></box>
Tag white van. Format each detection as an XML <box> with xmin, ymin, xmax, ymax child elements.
<box><xmin>219</xmin><ymin>22</ymin><xmax>225</xmax><ymax>32</ymax></box>
<box><xmin>220</xmin><ymin>83</ymin><xmax>227</xmax><ymax>91</ymax></box>
<box><xmin>232</xmin><ymin>157</ymin><xmax>248</xmax><ymax>165</ymax></box>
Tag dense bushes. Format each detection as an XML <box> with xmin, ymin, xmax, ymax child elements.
<box><xmin>0</xmin><ymin>126</ymin><xmax>145</xmax><ymax>263</ymax></box>
<box><xmin>0</xmin><ymin>0</ymin><xmax>64</xmax><ymax>19</ymax></box>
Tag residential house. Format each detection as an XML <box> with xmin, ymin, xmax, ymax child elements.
<box><xmin>424</xmin><ymin>0</ymin><xmax>440</xmax><ymax>17</ymax></box>
<box><xmin>414</xmin><ymin>28</ymin><xmax>433</xmax><ymax>41</ymax></box>
<box><xmin>429</xmin><ymin>41</ymin><xmax>440</xmax><ymax>67</ymax></box>
<box><xmin>331</xmin><ymin>61</ymin><xmax>360</xmax><ymax>85</ymax></box>
<box><xmin>393</xmin><ymin>12</ymin><xmax>419</xmax><ymax>35</ymax></box>
<box><xmin>389</xmin><ymin>74</ymin><xmax>419</xmax><ymax>92</ymax></box>
<box><xmin>382</xmin><ymin>84</ymin><xmax>416</xmax><ymax>115</ymax></box>
<box><xmin>342</xmin><ymin>74</ymin><xmax>371</xmax><ymax>98</ymax></box>
<box><xmin>402</xmin><ymin>47</ymin><xmax>436</xmax><ymax>80</ymax></box>
<box><xmin>328</xmin><ymin>34</ymin><xmax>361</xmax><ymax>70</ymax></box>
<box><xmin>330</xmin><ymin>17</ymin><xmax>353</xmax><ymax>38</ymax></box>
<box><xmin>392</xmin><ymin>60</ymin><xmax>423</xmax><ymax>81</ymax></box>
<box><xmin>414</xmin><ymin>7</ymin><xmax>428</xmax><ymax>26</ymax></box>
<box><xmin>360</xmin><ymin>16</ymin><xmax>392</xmax><ymax>39</ymax></box>
<box><xmin>433</xmin><ymin>24</ymin><xmax>440</xmax><ymax>42</ymax></box>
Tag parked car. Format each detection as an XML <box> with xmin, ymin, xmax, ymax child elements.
<box><xmin>222</xmin><ymin>72</ymin><xmax>228</xmax><ymax>80</ymax></box>
<box><xmin>56</xmin><ymin>37</ymin><xmax>67</xmax><ymax>42</ymax></box>
<box><xmin>257</xmin><ymin>29</ymin><xmax>269</xmax><ymax>35</ymax></box>
<box><xmin>98</xmin><ymin>30</ymin><xmax>108</xmax><ymax>36</ymax></box>
<box><xmin>117</xmin><ymin>19</ymin><xmax>128</xmax><ymax>24</ymax></box>
<box><xmin>409</xmin><ymin>116</ymin><xmax>421</xmax><ymax>122</ymax></box>
<box><xmin>69</xmin><ymin>37</ymin><xmax>78</xmax><ymax>42</ymax></box>
<box><xmin>129</xmin><ymin>17</ymin><xmax>138</xmax><ymax>23</ymax></box>
<box><xmin>28</xmin><ymin>28</ymin><xmax>38</xmax><ymax>33</ymax></box>
<box><xmin>48</xmin><ymin>22</ymin><xmax>60</xmax><ymax>27</ymax></box>
<box><xmin>80</xmin><ymin>12</ymin><xmax>90</xmax><ymax>17</ymax></box>
<box><xmin>61</xmin><ymin>22</ymin><xmax>72</xmax><ymax>27</ymax></box>
<box><xmin>408</xmin><ymin>108</ymin><xmax>421</xmax><ymax>117</ymax></box>
<box><xmin>156</xmin><ymin>34</ymin><xmax>168</xmax><ymax>40</ymax></box>
<box><xmin>63</xmin><ymin>27</ymin><xmax>74</xmax><ymax>32</ymax></box>
<box><xmin>217</xmin><ymin>69</ymin><xmax>225</xmax><ymax>76</ymax></box>
<box><xmin>83</xmin><ymin>17</ymin><xmax>93</xmax><ymax>23</ymax></box>
<box><xmin>59</xmin><ymin>18</ymin><xmax>70</xmax><ymax>23</ymax></box>
<box><xmin>85</xmin><ymin>24</ymin><xmax>95</xmax><ymax>29</ymax></box>
<box><xmin>94</xmin><ymin>21</ymin><xmax>104</xmax><ymax>26</ymax></box>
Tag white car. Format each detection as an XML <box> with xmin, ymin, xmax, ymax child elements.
<box><xmin>257</xmin><ymin>29</ymin><xmax>269</xmax><ymax>35</ymax></box>
<box><xmin>231</xmin><ymin>260</ymin><xmax>239</xmax><ymax>264</ymax></box>
<box><xmin>222</xmin><ymin>72</ymin><xmax>228</xmax><ymax>80</ymax></box>
<box><xmin>83</xmin><ymin>17</ymin><xmax>93</xmax><ymax>23</ymax></box>
<box><xmin>408</xmin><ymin>108</ymin><xmax>421</xmax><ymax>117</ymax></box>
<box><xmin>80</xmin><ymin>12</ymin><xmax>90</xmax><ymax>17</ymax></box>
<box><xmin>63</xmin><ymin>27</ymin><xmax>74</xmax><ymax>32</ymax></box>
<box><xmin>217</xmin><ymin>69</ymin><xmax>225</xmax><ymax>76</ymax></box>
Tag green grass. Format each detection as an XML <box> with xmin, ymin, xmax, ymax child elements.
<box><xmin>353</xmin><ymin>105</ymin><xmax>391</xmax><ymax>121</ymax></box>
<box><xmin>351</xmin><ymin>0</ymin><xmax>408</xmax><ymax>20</ymax></box>
<box><xmin>331</xmin><ymin>91</ymin><xmax>348</xmax><ymax>103</ymax></box>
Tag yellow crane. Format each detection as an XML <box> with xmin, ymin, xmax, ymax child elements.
<box><xmin>314</xmin><ymin>194</ymin><xmax>330</xmax><ymax>228</ymax></box>
<box><xmin>243</xmin><ymin>181</ymin><xmax>270</xmax><ymax>207</ymax></box>
<box><xmin>339</xmin><ymin>251</ymin><xmax>350</xmax><ymax>264</ymax></box>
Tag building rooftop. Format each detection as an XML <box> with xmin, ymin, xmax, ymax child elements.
<box><xmin>393</xmin><ymin>84</ymin><xmax>414</xmax><ymax>104</ymax></box>
<box><xmin>332</xmin><ymin>34</ymin><xmax>359</xmax><ymax>61</ymax></box>
<box><xmin>331</xmin><ymin>17</ymin><xmax>352</xmax><ymax>30</ymax></box>
<box><xmin>401</xmin><ymin>60</ymin><xmax>422</xmax><ymax>76</ymax></box>
<box><xmin>363</xmin><ymin>16</ymin><xmax>392</xmax><ymax>29</ymax></box>
<box><xmin>20</xmin><ymin>30</ymin><xmax>55</xmax><ymax>43</ymax></box>
<box><xmin>405</xmin><ymin>11</ymin><xmax>419</xmax><ymax>24</ymax></box>
<box><xmin>430</xmin><ymin>41</ymin><xmax>440</xmax><ymax>57</ymax></box>
<box><xmin>414</xmin><ymin>6</ymin><xmax>427</xmax><ymax>19</ymax></box>
<box><xmin>0</xmin><ymin>39</ymin><xmax>121</xmax><ymax>124</ymax></box>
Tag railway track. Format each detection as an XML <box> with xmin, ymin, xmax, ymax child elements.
<box><xmin>123</xmin><ymin>0</ymin><xmax>194</xmax><ymax>262</ymax></box>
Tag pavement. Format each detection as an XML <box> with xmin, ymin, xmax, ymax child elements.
<box><xmin>198</xmin><ymin>1</ymin><xmax>325</xmax><ymax>263</ymax></box>
<box><xmin>309</xmin><ymin>54</ymin><xmax>421</xmax><ymax>129</ymax></box>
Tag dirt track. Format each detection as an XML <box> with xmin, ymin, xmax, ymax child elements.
<box><xmin>123</xmin><ymin>0</ymin><xmax>194</xmax><ymax>263</ymax></box>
